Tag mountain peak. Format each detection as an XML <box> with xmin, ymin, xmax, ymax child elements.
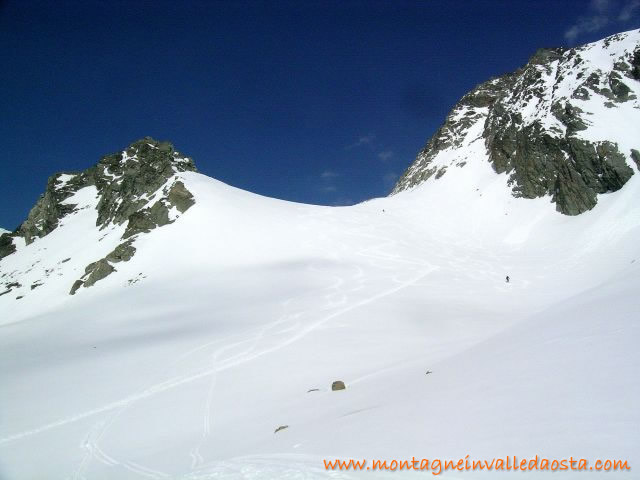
<box><xmin>97</xmin><ymin>137</ymin><xmax>197</xmax><ymax>172</ymax></box>
<box><xmin>392</xmin><ymin>28</ymin><xmax>640</xmax><ymax>215</ymax></box>
<box><xmin>1</xmin><ymin>138</ymin><xmax>198</xmax><ymax>295</ymax></box>
<box><xmin>5</xmin><ymin>137</ymin><xmax>197</xmax><ymax>246</ymax></box>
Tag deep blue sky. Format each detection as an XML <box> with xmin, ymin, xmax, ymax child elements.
<box><xmin>1</xmin><ymin>0</ymin><xmax>639</xmax><ymax>230</ymax></box>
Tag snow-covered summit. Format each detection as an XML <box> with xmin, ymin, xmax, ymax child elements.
<box><xmin>0</xmin><ymin>137</ymin><xmax>196</xmax><ymax>301</ymax></box>
<box><xmin>393</xmin><ymin>29</ymin><xmax>640</xmax><ymax>215</ymax></box>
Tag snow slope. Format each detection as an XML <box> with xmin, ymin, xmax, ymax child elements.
<box><xmin>1</xmin><ymin>154</ymin><xmax>639</xmax><ymax>478</ymax></box>
<box><xmin>393</xmin><ymin>28</ymin><xmax>640</xmax><ymax>217</ymax></box>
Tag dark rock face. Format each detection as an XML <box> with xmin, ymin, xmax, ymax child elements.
<box><xmin>2</xmin><ymin>137</ymin><xmax>197</xmax><ymax>263</ymax></box>
<box><xmin>69</xmin><ymin>258</ymin><xmax>111</xmax><ymax>294</ymax></box>
<box><xmin>167</xmin><ymin>181</ymin><xmax>196</xmax><ymax>213</ymax></box>
<box><xmin>0</xmin><ymin>233</ymin><xmax>16</xmax><ymax>259</ymax></box>
<box><xmin>15</xmin><ymin>173</ymin><xmax>86</xmax><ymax>245</ymax></box>
<box><xmin>486</xmin><ymin>125</ymin><xmax>633</xmax><ymax>215</ymax></box>
<box><xmin>105</xmin><ymin>240</ymin><xmax>136</xmax><ymax>263</ymax></box>
<box><xmin>93</xmin><ymin>138</ymin><xmax>197</xmax><ymax>228</ymax></box>
<box><xmin>65</xmin><ymin>139</ymin><xmax>198</xmax><ymax>294</ymax></box>
<box><xmin>331</xmin><ymin>380</ymin><xmax>346</xmax><ymax>391</ymax></box>
<box><xmin>392</xmin><ymin>30</ymin><xmax>639</xmax><ymax>215</ymax></box>
<box><xmin>122</xmin><ymin>202</ymin><xmax>172</xmax><ymax>239</ymax></box>
<box><xmin>1</xmin><ymin>137</ymin><xmax>199</xmax><ymax>296</ymax></box>
<box><xmin>70</xmin><ymin>259</ymin><xmax>115</xmax><ymax>295</ymax></box>
<box><xmin>632</xmin><ymin>47</ymin><xmax>640</xmax><ymax>79</ymax></box>
<box><xmin>631</xmin><ymin>149</ymin><xmax>640</xmax><ymax>168</ymax></box>
<box><xmin>0</xmin><ymin>281</ymin><xmax>21</xmax><ymax>297</ymax></box>
<box><xmin>69</xmin><ymin>239</ymin><xmax>136</xmax><ymax>294</ymax></box>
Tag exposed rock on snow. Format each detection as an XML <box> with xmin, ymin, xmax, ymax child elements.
<box><xmin>0</xmin><ymin>232</ymin><xmax>16</xmax><ymax>259</ymax></box>
<box><xmin>105</xmin><ymin>240</ymin><xmax>136</xmax><ymax>263</ymax></box>
<box><xmin>632</xmin><ymin>149</ymin><xmax>640</xmax><ymax>168</ymax></box>
<box><xmin>69</xmin><ymin>240</ymin><xmax>137</xmax><ymax>294</ymax></box>
<box><xmin>69</xmin><ymin>259</ymin><xmax>114</xmax><ymax>295</ymax></box>
<box><xmin>0</xmin><ymin>31</ymin><xmax>639</xmax><ymax>480</ymax></box>
<box><xmin>331</xmin><ymin>380</ymin><xmax>346</xmax><ymax>391</ymax></box>
<box><xmin>393</xmin><ymin>29</ymin><xmax>640</xmax><ymax>215</ymax></box>
<box><xmin>0</xmin><ymin>281</ymin><xmax>21</xmax><ymax>297</ymax></box>
<box><xmin>93</xmin><ymin>138</ymin><xmax>197</xmax><ymax>228</ymax></box>
<box><xmin>167</xmin><ymin>180</ymin><xmax>196</xmax><ymax>213</ymax></box>
<box><xmin>1</xmin><ymin>137</ymin><xmax>197</xmax><ymax>261</ymax></box>
<box><xmin>0</xmin><ymin>137</ymin><xmax>198</xmax><ymax>295</ymax></box>
<box><xmin>121</xmin><ymin>179</ymin><xmax>194</xmax><ymax>239</ymax></box>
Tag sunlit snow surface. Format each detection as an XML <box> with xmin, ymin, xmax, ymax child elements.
<box><xmin>1</xmin><ymin>156</ymin><xmax>639</xmax><ymax>479</ymax></box>
<box><xmin>1</xmin><ymin>30</ymin><xmax>640</xmax><ymax>480</ymax></box>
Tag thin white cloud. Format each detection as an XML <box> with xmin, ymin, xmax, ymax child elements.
<box><xmin>331</xmin><ymin>197</ymin><xmax>355</xmax><ymax>206</ymax></box>
<box><xmin>565</xmin><ymin>0</ymin><xmax>640</xmax><ymax>41</ymax></box>
<box><xmin>320</xmin><ymin>170</ymin><xmax>339</xmax><ymax>193</ymax></box>
<box><xmin>619</xmin><ymin>0</ymin><xmax>640</xmax><ymax>20</ymax></box>
<box><xmin>377</xmin><ymin>150</ymin><xmax>394</xmax><ymax>161</ymax></box>
<box><xmin>320</xmin><ymin>170</ymin><xmax>340</xmax><ymax>179</ymax></box>
<box><xmin>346</xmin><ymin>134</ymin><xmax>375</xmax><ymax>149</ymax></box>
<box><xmin>592</xmin><ymin>0</ymin><xmax>612</xmax><ymax>12</ymax></box>
<box><xmin>565</xmin><ymin>16</ymin><xmax>609</xmax><ymax>41</ymax></box>
<box><xmin>382</xmin><ymin>172</ymin><xmax>399</xmax><ymax>189</ymax></box>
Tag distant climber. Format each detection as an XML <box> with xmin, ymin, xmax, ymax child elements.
<box><xmin>506</xmin><ymin>275</ymin><xmax>510</xmax><ymax>283</ymax></box>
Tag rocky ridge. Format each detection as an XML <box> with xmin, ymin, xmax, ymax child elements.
<box><xmin>0</xmin><ymin>137</ymin><xmax>197</xmax><ymax>297</ymax></box>
<box><xmin>392</xmin><ymin>29</ymin><xmax>640</xmax><ymax>215</ymax></box>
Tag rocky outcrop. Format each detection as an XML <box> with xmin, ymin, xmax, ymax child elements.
<box><xmin>1</xmin><ymin>137</ymin><xmax>197</xmax><ymax>263</ymax></box>
<box><xmin>0</xmin><ymin>281</ymin><xmax>21</xmax><ymax>297</ymax></box>
<box><xmin>0</xmin><ymin>233</ymin><xmax>16</xmax><ymax>259</ymax></box>
<box><xmin>69</xmin><ymin>259</ymin><xmax>115</xmax><ymax>295</ymax></box>
<box><xmin>167</xmin><ymin>181</ymin><xmax>196</xmax><ymax>213</ymax></box>
<box><xmin>15</xmin><ymin>173</ymin><xmax>86</xmax><ymax>245</ymax></box>
<box><xmin>65</xmin><ymin>139</ymin><xmax>198</xmax><ymax>294</ymax></box>
<box><xmin>105</xmin><ymin>240</ymin><xmax>136</xmax><ymax>263</ymax></box>
<box><xmin>486</xmin><ymin>126</ymin><xmax>633</xmax><ymax>215</ymax></box>
<box><xmin>331</xmin><ymin>380</ymin><xmax>346</xmax><ymax>391</ymax></box>
<box><xmin>122</xmin><ymin>180</ymin><xmax>194</xmax><ymax>239</ymax></box>
<box><xmin>92</xmin><ymin>138</ymin><xmax>196</xmax><ymax>228</ymax></box>
<box><xmin>392</xmin><ymin>30</ymin><xmax>640</xmax><ymax>215</ymax></box>
<box><xmin>631</xmin><ymin>149</ymin><xmax>640</xmax><ymax>169</ymax></box>
<box><xmin>122</xmin><ymin>202</ymin><xmax>172</xmax><ymax>239</ymax></box>
<box><xmin>69</xmin><ymin>239</ymin><xmax>139</xmax><ymax>295</ymax></box>
<box><xmin>1</xmin><ymin>137</ymin><xmax>199</xmax><ymax>296</ymax></box>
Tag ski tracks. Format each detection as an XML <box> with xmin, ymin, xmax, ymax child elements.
<box><xmin>3</xmin><ymin>212</ymin><xmax>438</xmax><ymax>480</ymax></box>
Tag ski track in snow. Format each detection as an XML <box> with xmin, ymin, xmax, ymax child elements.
<box><xmin>3</xmin><ymin>31</ymin><xmax>640</xmax><ymax>479</ymax></box>
<box><xmin>2</xmin><ymin>224</ymin><xmax>436</xmax><ymax>480</ymax></box>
